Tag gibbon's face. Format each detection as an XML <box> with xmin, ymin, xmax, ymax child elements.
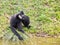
<box><xmin>18</xmin><ymin>15</ymin><xmax>23</xmax><ymax>19</ymax></box>
<box><xmin>18</xmin><ymin>11</ymin><xmax>25</xmax><ymax>19</ymax></box>
<box><xmin>18</xmin><ymin>15</ymin><xmax>29</xmax><ymax>20</ymax></box>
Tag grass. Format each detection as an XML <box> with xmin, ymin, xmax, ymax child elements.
<box><xmin>0</xmin><ymin>0</ymin><xmax>60</xmax><ymax>45</ymax></box>
<box><xmin>0</xmin><ymin>0</ymin><xmax>60</xmax><ymax>38</ymax></box>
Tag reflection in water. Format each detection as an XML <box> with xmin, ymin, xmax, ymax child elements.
<box><xmin>0</xmin><ymin>37</ymin><xmax>60</xmax><ymax>45</ymax></box>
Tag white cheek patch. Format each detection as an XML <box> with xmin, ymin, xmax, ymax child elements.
<box><xmin>18</xmin><ymin>15</ymin><xmax>22</xmax><ymax>19</ymax></box>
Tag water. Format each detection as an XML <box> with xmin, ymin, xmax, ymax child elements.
<box><xmin>0</xmin><ymin>37</ymin><xmax>60</xmax><ymax>45</ymax></box>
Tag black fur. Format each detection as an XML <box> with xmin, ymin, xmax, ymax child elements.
<box><xmin>10</xmin><ymin>11</ymin><xmax>30</xmax><ymax>40</ymax></box>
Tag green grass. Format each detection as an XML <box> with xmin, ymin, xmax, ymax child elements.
<box><xmin>0</xmin><ymin>0</ymin><xmax>60</xmax><ymax>36</ymax></box>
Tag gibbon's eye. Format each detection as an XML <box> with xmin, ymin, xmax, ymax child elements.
<box><xmin>18</xmin><ymin>15</ymin><xmax>22</xmax><ymax>19</ymax></box>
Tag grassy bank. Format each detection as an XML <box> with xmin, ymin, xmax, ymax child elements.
<box><xmin>0</xmin><ymin>0</ymin><xmax>60</xmax><ymax>37</ymax></box>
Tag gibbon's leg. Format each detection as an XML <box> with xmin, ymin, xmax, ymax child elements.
<box><xmin>10</xmin><ymin>26</ymin><xmax>23</xmax><ymax>40</ymax></box>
